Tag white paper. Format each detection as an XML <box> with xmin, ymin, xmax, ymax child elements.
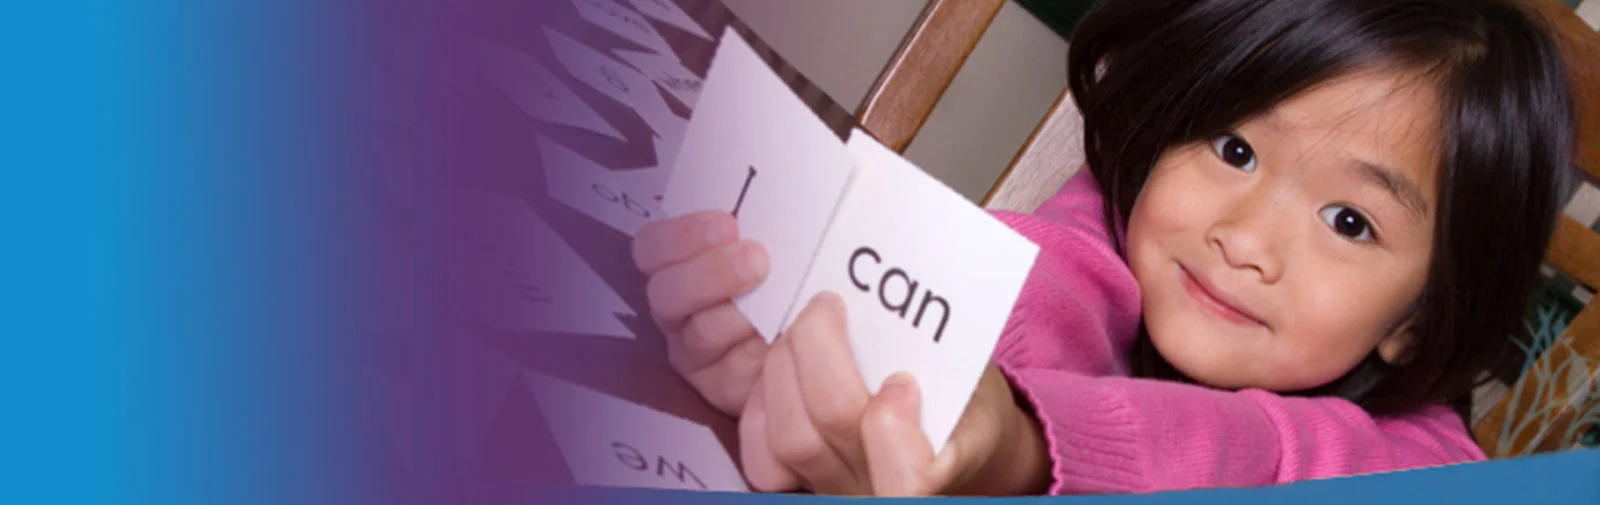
<box><xmin>540</xmin><ymin>136</ymin><xmax>664</xmax><ymax>236</ymax></box>
<box><xmin>608</xmin><ymin>165</ymin><xmax>672</xmax><ymax>205</ymax></box>
<box><xmin>625</xmin><ymin>0</ymin><xmax>713</xmax><ymax>40</ymax></box>
<box><xmin>787</xmin><ymin>130</ymin><xmax>1040</xmax><ymax>453</ymax></box>
<box><xmin>478</xmin><ymin>195</ymin><xmax>636</xmax><ymax>339</ymax></box>
<box><xmin>544</xmin><ymin>28</ymin><xmax>654</xmax><ymax>107</ymax></box>
<box><xmin>652</xmin><ymin>119</ymin><xmax>684</xmax><ymax>168</ymax></box>
<box><xmin>615</xmin><ymin>49</ymin><xmax>704</xmax><ymax>108</ymax></box>
<box><xmin>661</xmin><ymin>28</ymin><xmax>857</xmax><ymax>340</ymax></box>
<box><xmin>528</xmin><ymin>372</ymin><xmax>749</xmax><ymax>492</ymax></box>
<box><xmin>569</xmin><ymin>0</ymin><xmax>674</xmax><ymax>54</ymax></box>
<box><xmin>476</xmin><ymin>39</ymin><xmax>625</xmax><ymax>140</ymax></box>
<box><xmin>636</xmin><ymin>100</ymin><xmax>689</xmax><ymax>149</ymax></box>
<box><xmin>545</xmin><ymin>28</ymin><xmax>688</xmax><ymax>144</ymax></box>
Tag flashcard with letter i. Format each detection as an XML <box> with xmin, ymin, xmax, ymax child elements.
<box><xmin>659</xmin><ymin>27</ymin><xmax>855</xmax><ymax>341</ymax></box>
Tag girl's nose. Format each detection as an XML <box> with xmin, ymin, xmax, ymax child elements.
<box><xmin>1204</xmin><ymin>191</ymin><xmax>1285</xmax><ymax>284</ymax></box>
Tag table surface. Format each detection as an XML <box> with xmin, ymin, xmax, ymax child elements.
<box><xmin>449</xmin><ymin>0</ymin><xmax>859</xmax><ymax>487</ymax></box>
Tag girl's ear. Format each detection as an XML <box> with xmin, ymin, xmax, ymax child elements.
<box><xmin>1377</xmin><ymin>323</ymin><xmax>1415</xmax><ymax>365</ymax></box>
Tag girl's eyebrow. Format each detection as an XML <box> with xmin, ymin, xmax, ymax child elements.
<box><xmin>1354</xmin><ymin>161</ymin><xmax>1428</xmax><ymax>220</ymax></box>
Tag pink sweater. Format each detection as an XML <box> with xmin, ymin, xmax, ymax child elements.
<box><xmin>987</xmin><ymin>168</ymin><xmax>1484</xmax><ymax>495</ymax></box>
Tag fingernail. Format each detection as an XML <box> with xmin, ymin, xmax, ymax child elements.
<box><xmin>735</xmin><ymin>243</ymin><xmax>769</xmax><ymax>283</ymax></box>
<box><xmin>882</xmin><ymin>372</ymin><xmax>916</xmax><ymax>395</ymax></box>
<box><xmin>816</xmin><ymin>290</ymin><xmax>844</xmax><ymax>306</ymax></box>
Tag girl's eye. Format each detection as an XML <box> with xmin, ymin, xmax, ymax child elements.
<box><xmin>1319</xmin><ymin>205</ymin><xmax>1375</xmax><ymax>242</ymax></box>
<box><xmin>1210</xmin><ymin>133</ymin><xmax>1257</xmax><ymax>173</ymax></box>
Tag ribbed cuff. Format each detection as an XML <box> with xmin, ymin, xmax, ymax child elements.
<box><xmin>998</xmin><ymin>365</ymin><xmax>1149</xmax><ymax>494</ymax></box>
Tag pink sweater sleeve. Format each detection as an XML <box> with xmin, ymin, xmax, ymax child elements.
<box><xmin>988</xmin><ymin>169</ymin><xmax>1142</xmax><ymax>378</ymax></box>
<box><xmin>986</xmin><ymin>169</ymin><xmax>1486</xmax><ymax>495</ymax></box>
<box><xmin>1004</xmin><ymin>371</ymin><xmax>1485</xmax><ymax>494</ymax></box>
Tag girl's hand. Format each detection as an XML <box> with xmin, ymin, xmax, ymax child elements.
<box><xmin>741</xmin><ymin>292</ymin><xmax>1053</xmax><ymax>496</ymax></box>
<box><xmin>633</xmin><ymin>211</ymin><xmax>771</xmax><ymax>416</ymax></box>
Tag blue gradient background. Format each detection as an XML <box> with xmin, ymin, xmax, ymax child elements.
<box><xmin>2</xmin><ymin>0</ymin><xmax>382</xmax><ymax>502</ymax></box>
<box><xmin>2</xmin><ymin>0</ymin><xmax>1596</xmax><ymax>504</ymax></box>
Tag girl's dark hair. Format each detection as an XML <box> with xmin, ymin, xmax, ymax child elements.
<box><xmin>1068</xmin><ymin>0</ymin><xmax>1579</xmax><ymax>415</ymax></box>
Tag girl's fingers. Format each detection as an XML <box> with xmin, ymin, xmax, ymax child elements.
<box><xmin>632</xmin><ymin>211</ymin><xmax>738</xmax><ymax>274</ymax></box>
<box><xmin>738</xmin><ymin>382</ymin><xmax>802</xmax><ymax>492</ymax></box>
<box><xmin>862</xmin><ymin>372</ymin><xmax>939</xmax><ymax>497</ymax></box>
<box><xmin>786</xmin><ymin>293</ymin><xmax>871</xmax><ymax>477</ymax></box>
<box><xmin>685</xmin><ymin>335</ymin><xmax>769</xmax><ymax>416</ymax></box>
<box><xmin>667</xmin><ymin>303</ymin><xmax>760</xmax><ymax>374</ymax></box>
<box><xmin>761</xmin><ymin>336</ymin><xmax>863</xmax><ymax>494</ymax></box>
<box><xmin>645</xmin><ymin>240</ymin><xmax>769</xmax><ymax>332</ymax></box>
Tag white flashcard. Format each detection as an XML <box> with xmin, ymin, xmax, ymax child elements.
<box><xmin>651</xmin><ymin>126</ymin><xmax>686</xmax><ymax>181</ymax></box>
<box><xmin>544</xmin><ymin>27</ymin><xmax>655</xmax><ymax>108</ymax></box>
<box><xmin>787</xmin><ymin>130</ymin><xmax>1040</xmax><ymax>453</ymax></box>
<box><xmin>479</xmin><ymin>195</ymin><xmax>636</xmax><ymax>339</ymax></box>
<box><xmin>637</xmin><ymin>100</ymin><xmax>689</xmax><ymax>149</ymax></box>
<box><xmin>604</xmin><ymin>134</ymin><xmax>680</xmax><ymax>208</ymax></box>
<box><xmin>544</xmin><ymin>28</ymin><xmax>687</xmax><ymax>143</ymax></box>
<box><xmin>539</xmin><ymin>136</ymin><xmax>663</xmax><ymax>236</ymax></box>
<box><xmin>568</xmin><ymin>0</ymin><xmax>674</xmax><ymax>54</ymax></box>
<box><xmin>625</xmin><ymin>0</ymin><xmax>714</xmax><ymax>40</ymax></box>
<box><xmin>476</xmin><ymin>39</ymin><xmax>625</xmax><ymax>140</ymax></box>
<box><xmin>661</xmin><ymin>28</ymin><xmax>857</xmax><ymax>340</ymax></box>
<box><xmin>608</xmin><ymin>165</ymin><xmax>672</xmax><ymax>205</ymax></box>
<box><xmin>527</xmin><ymin>372</ymin><xmax>749</xmax><ymax>492</ymax></box>
<box><xmin>615</xmin><ymin>49</ymin><xmax>704</xmax><ymax>108</ymax></box>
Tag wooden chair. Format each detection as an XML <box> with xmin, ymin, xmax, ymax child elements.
<box><xmin>973</xmin><ymin>0</ymin><xmax>1600</xmax><ymax>457</ymax></box>
<box><xmin>1470</xmin><ymin>0</ymin><xmax>1600</xmax><ymax>457</ymax></box>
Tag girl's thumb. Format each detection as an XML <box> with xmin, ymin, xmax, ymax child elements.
<box><xmin>862</xmin><ymin>372</ymin><xmax>936</xmax><ymax>497</ymax></box>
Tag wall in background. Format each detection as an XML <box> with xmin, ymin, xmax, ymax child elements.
<box><xmin>903</xmin><ymin>2</ymin><xmax>1070</xmax><ymax>202</ymax></box>
<box><xmin>1579</xmin><ymin>0</ymin><xmax>1600</xmax><ymax>28</ymax></box>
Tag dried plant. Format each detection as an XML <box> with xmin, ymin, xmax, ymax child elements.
<box><xmin>1489</xmin><ymin>303</ymin><xmax>1600</xmax><ymax>456</ymax></box>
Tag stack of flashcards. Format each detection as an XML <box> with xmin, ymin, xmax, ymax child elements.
<box><xmin>497</xmin><ymin>0</ymin><xmax>1040</xmax><ymax>490</ymax></box>
<box><xmin>661</xmin><ymin>29</ymin><xmax>1039</xmax><ymax>455</ymax></box>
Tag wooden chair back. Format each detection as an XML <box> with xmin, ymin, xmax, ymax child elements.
<box><xmin>1471</xmin><ymin>0</ymin><xmax>1600</xmax><ymax>457</ymax></box>
<box><xmin>855</xmin><ymin>0</ymin><xmax>1007</xmax><ymax>153</ymax></box>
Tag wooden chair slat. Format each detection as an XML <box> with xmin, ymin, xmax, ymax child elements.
<box><xmin>1548</xmin><ymin>216</ymin><xmax>1600</xmax><ymax>291</ymax></box>
<box><xmin>855</xmin><ymin>0</ymin><xmax>1006</xmax><ymax>153</ymax></box>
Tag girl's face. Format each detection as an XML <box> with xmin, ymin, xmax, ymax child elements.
<box><xmin>1126</xmin><ymin>71</ymin><xmax>1442</xmax><ymax>392</ymax></box>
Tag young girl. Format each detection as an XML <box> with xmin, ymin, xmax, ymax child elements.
<box><xmin>632</xmin><ymin>0</ymin><xmax>1578</xmax><ymax>496</ymax></box>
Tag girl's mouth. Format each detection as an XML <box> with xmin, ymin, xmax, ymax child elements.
<box><xmin>1178</xmin><ymin>263</ymin><xmax>1268</xmax><ymax>329</ymax></box>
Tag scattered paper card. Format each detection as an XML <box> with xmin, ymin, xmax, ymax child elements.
<box><xmin>660</xmin><ymin>27</ymin><xmax>857</xmax><ymax>341</ymax></box>
<box><xmin>789</xmin><ymin>129</ymin><xmax>1040</xmax><ymax>452</ymax></box>
<box><xmin>544</xmin><ymin>27</ymin><xmax>654</xmax><ymax>108</ymax></box>
<box><xmin>625</xmin><ymin>0</ymin><xmax>713</xmax><ymax>40</ymax></box>
<box><xmin>608</xmin><ymin>165</ymin><xmax>671</xmax><ymax>205</ymax></box>
<box><xmin>475</xmin><ymin>39</ymin><xmax>625</xmax><ymax>140</ymax></box>
<box><xmin>477</xmin><ymin>195</ymin><xmax>636</xmax><ymax>339</ymax></box>
<box><xmin>569</xmin><ymin>0</ymin><xmax>674</xmax><ymax>54</ymax></box>
<box><xmin>615</xmin><ymin>49</ymin><xmax>704</xmax><ymax>108</ymax></box>
<box><xmin>539</xmin><ymin>136</ymin><xmax>663</xmax><ymax>236</ymax></box>
<box><xmin>544</xmin><ymin>27</ymin><xmax>687</xmax><ymax>143</ymax></box>
<box><xmin>528</xmin><ymin>372</ymin><xmax>749</xmax><ymax>492</ymax></box>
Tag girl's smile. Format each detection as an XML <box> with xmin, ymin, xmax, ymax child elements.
<box><xmin>1177</xmin><ymin>262</ymin><xmax>1267</xmax><ymax>329</ymax></box>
